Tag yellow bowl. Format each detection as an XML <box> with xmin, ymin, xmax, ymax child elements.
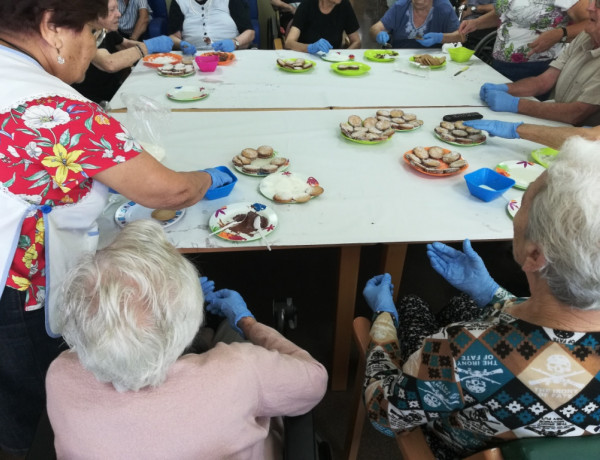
<box><xmin>448</xmin><ymin>47</ymin><xmax>475</xmax><ymax>63</ymax></box>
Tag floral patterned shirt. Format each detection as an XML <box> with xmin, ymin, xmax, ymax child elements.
<box><xmin>493</xmin><ymin>0</ymin><xmax>578</xmax><ymax>63</ymax></box>
<box><xmin>0</xmin><ymin>97</ymin><xmax>141</xmax><ymax>311</ymax></box>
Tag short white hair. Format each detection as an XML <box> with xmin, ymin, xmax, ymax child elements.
<box><xmin>58</xmin><ymin>220</ymin><xmax>204</xmax><ymax>391</ymax></box>
<box><xmin>526</xmin><ymin>136</ymin><xmax>600</xmax><ymax>309</ymax></box>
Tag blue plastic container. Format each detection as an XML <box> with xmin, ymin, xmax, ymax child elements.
<box><xmin>464</xmin><ymin>168</ymin><xmax>515</xmax><ymax>202</ymax></box>
<box><xmin>204</xmin><ymin>166</ymin><xmax>238</xmax><ymax>200</ymax></box>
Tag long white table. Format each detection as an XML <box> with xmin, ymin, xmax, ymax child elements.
<box><xmin>109</xmin><ymin>49</ymin><xmax>510</xmax><ymax>111</ymax></box>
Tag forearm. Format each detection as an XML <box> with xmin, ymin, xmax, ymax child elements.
<box><xmin>347</xmin><ymin>31</ymin><xmax>361</xmax><ymax>49</ymax></box>
<box><xmin>517</xmin><ymin>123</ymin><xmax>599</xmax><ymax>149</ymax></box>
<box><xmin>471</xmin><ymin>11</ymin><xmax>500</xmax><ymax>31</ymax></box>
<box><xmin>370</xmin><ymin>21</ymin><xmax>385</xmax><ymax>41</ymax></box>
<box><xmin>235</xmin><ymin>29</ymin><xmax>255</xmax><ymax>49</ymax></box>
<box><xmin>169</xmin><ymin>33</ymin><xmax>183</xmax><ymax>49</ymax></box>
<box><xmin>92</xmin><ymin>46</ymin><xmax>146</xmax><ymax>73</ymax></box>
<box><xmin>443</xmin><ymin>31</ymin><xmax>466</xmax><ymax>44</ymax></box>
<box><xmin>129</xmin><ymin>10</ymin><xmax>150</xmax><ymax>41</ymax></box>
<box><xmin>507</xmin><ymin>78</ymin><xmax>553</xmax><ymax>98</ymax></box>
<box><xmin>518</xmin><ymin>99</ymin><xmax>596</xmax><ymax>125</ymax></box>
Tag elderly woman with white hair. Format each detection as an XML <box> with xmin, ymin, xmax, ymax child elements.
<box><xmin>45</xmin><ymin>219</ymin><xmax>328</xmax><ymax>459</ymax></box>
<box><xmin>361</xmin><ymin>136</ymin><xmax>600</xmax><ymax>459</ymax></box>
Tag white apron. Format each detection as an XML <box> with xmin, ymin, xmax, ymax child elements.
<box><xmin>0</xmin><ymin>47</ymin><xmax>108</xmax><ymax>337</ymax></box>
<box><xmin>176</xmin><ymin>0</ymin><xmax>239</xmax><ymax>49</ymax></box>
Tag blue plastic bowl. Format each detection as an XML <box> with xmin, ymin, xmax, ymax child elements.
<box><xmin>204</xmin><ymin>166</ymin><xmax>238</xmax><ymax>200</ymax></box>
<box><xmin>464</xmin><ymin>168</ymin><xmax>515</xmax><ymax>202</ymax></box>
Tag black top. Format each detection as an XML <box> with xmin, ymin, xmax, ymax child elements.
<box><xmin>72</xmin><ymin>32</ymin><xmax>127</xmax><ymax>104</ymax></box>
<box><xmin>168</xmin><ymin>0</ymin><xmax>253</xmax><ymax>35</ymax></box>
<box><xmin>292</xmin><ymin>0</ymin><xmax>359</xmax><ymax>49</ymax></box>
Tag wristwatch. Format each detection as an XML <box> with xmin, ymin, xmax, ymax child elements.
<box><xmin>560</xmin><ymin>27</ymin><xmax>568</xmax><ymax>43</ymax></box>
<box><xmin>234</xmin><ymin>39</ymin><xmax>240</xmax><ymax>49</ymax></box>
<box><xmin>470</xmin><ymin>5</ymin><xmax>477</xmax><ymax>13</ymax></box>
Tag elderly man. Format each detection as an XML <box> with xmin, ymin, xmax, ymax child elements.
<box><xmin>117</xmin><ymin>0</ymin><xmax>150</xmax><ymax>40</ymax></box>
<box><xmin>476</xmin><ymin>0</ymin><xmax>600</xmax><ymax>126</ymax></box>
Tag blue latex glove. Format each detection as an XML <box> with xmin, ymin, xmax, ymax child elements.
<box><xmin>202</xmin><ymin>168</ymin><xmax>232</xmax><ymax>190</ymax></box>
<box><xmin>416</xmin><ymin>32</ymin><xmax>443</xmax><ymax>47</ymax></box>
<box><xmin>205</xmin><ymin>289</ymin><xmax>254</xmax><ymax>336</ymax></box>
<box><xmin>376</xmin><ymin>31</ymin><xmax>390</xmax><ymax>45</ymax></box>
<box><xmin>180</xmin><ymin>40</ymin><xmax>197</xmax><ymax>55</ymax></box>
<box><xmin>363</xmin><ymin>273</ymin><xmax>398</xmax><ymax>325</ymax></box>
<box><xmin>212</xmin><ymin>39</ymin><xmax>235</xmax><ymax>52</ymax></box>
<box><xmin>464</xmin><ymin>120</ymin><xmax>523</xmax><ymax>139</ymax></box>
<box><xmin>479</xmin><ymin>83</ymin><xmax>508</xmax><ymax>101</ymax></box>
<box><xmin>143</xmin><ymin>35</ymin><xmax>173</xmax><ymax>54</ymax></box>
<box><xmin>483</xmin><ymin>90</ymin><xmax>520</xmax><ymax>113</ymax></box>
<box><xmin>426</xmin><ymin>239</ymin><xmax>499</xmax><ymax>307</ymax></box>
<box><xmin>307</xmin><ymin>38</ymin><xmax>333</xmax><ymax>55</ymax></box>
<box><xmin>200</xmin><ymin>276</ymin><xmax>216</xmax><ymax>303</ymax></box>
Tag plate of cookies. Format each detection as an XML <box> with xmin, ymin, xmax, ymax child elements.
<box><xmin>374</xmin><ymin>108</ymin><xmax>423</xmax><ymax>131</ymax></box>
<box><xmin>259</xmin><ymin>172</ymin><xmax>324</xmax><ymax>203</ymax></box>
<box><xmin>115</xmin><ymin>201</ymin><xmax>185</xmax><ymax>228</ymax></box>
<box><xmin>409</xmin><ymin>54</ymin><xmax>446</xmax><ymax>69</ymax></box>
<box><xmin>331</xmin><ymin>61</ymin><xmax>371</xmax><ymax>76</ymax></box>
<box><xmin>364</xmin><ymin>49</ymin><xmax>399</xmax><ymax>62</ymax></box>
<box><xmin>200</xmin><ymin>51</ymin><xmax>235</xmax><ymax>65</ymax></box>
<box><xmin>403</xmin><ymin>146</ymin><xmax>468</xmax><ymax>177</ymax></box>
<box><xmin>232</xmin><ymin>145</ymin><xmax>290</xmax><ymax>176</ymax></box>
<box><xmin>157</xmin><ymin>63</ymin><xmax>195</xmax><ymax>77</ymax></box>
<box><xmin>209</xmin><ymin>202</ymin><xmax>278</xmax><ymax>242</ymax></box>
<box><xmin>340</xmin><ymin>114</ymin><xmax>395</xmax><ymax>144</ymax></box>
<box><xmin>276</xmin><ymin>58</ymin><xmax>316</xmax><ymax>72</ymax></box>
<box><xmin>434</xmin><ymin>120</ymin><xmax>486</xmax><ymax>146</ymax></box>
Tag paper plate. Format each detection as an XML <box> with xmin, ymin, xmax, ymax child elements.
<box><xmin>340</xmin><ymin>131</ymin><xmax>393</xmax><ymax>144</ymax></box>
<box><xmin>259</xmin><ymin>172</ymin><xmax>324</xmax><ymax>204</ymax></box>
<box><xmin>200</xmin><ymin>51</ymin><xmax>235</xmax><ymax>65</ymax></box>
<box><xmin>531</xmin><ymin>147</ymin><xmax>559</xmax><ymax>168</ymax></box>
<box><xmin>233</xmin><ymin>152</ymin><xmax>290</xmax><ymax>177</ymax></box>
<box><xmin>495</xmin><ymin>160</ymin><xmax>545</xmax><ymax>190</ymax></box>
<box><xmin>157</xmin><ymin>68</ymin><xmax>195</xmax><ymax>78</ymax></box>
<box><xmin>434</xmin><ymin>131</ymin><xmax>486</xmax><ymax>147</ymax></box>
<box><xmin>143</xmin><ymin>53</ymin><xmax>182</xmax><ymax>67</ymax></box>
<box><xmin>208</xmin><ymin>202</ymin><xmax>277</xmax><ymax>242</ymax></box>
<box><xmin>331</xmin><ymin>61</ymin><xmax>371</xmax><ymax>76</ymax></box>
<box><xmin>409</xmin><ymin>56</ymin><xmax>446</xmax><ymax>69</ymax></box>
<box><xmin>319</xmin><ymin>51</ymin><xmax>352</xmax><ymax>62</ymax></box>
<box><xmin>506</xmin><ymin>197</ymin><xmax>521</xmax><ymax>219</ymax></box>
<box><xmin>115</xmin><ymin>201</ymin><xmax>185</xmax><ymax>227</ymax></box>
<box><xmin>166</xmin><ymin>86</ymin><xmax>209</xmax><ymax>102</ymax></box>
<box><xmin>403</xmin><ymin>148</ymin><xmax>468</xmax><ymax>177</ymax></box>
<box><xmin>277</xmin><ymin>58</ymin><xmax>316</xmax><ymax>72</ymax></box>
<box><xmin>364</xmin><ymin>49</ymin><xmax>399</xmax><ymax>62</ymax></box>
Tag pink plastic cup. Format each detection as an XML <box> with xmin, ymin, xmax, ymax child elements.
<box><xmin>195</xmin><ymin>55</ymin><xmax>219</xmax><ymax>72</ymax></box>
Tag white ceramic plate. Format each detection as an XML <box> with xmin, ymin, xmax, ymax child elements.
<box><xmin>259</xmin><ymin>172</ymin><xmax>324</xmax><ymax>203</ymax></box>
<box><xmin>166</xmin><ymin>86</ymin><xmax>209</xmax><ymax>102</ymax></box>
<box><xmin>115</xmin><ymin>201</ymin><xmax>185</xmax><ymax>228</ymax></box>
<box><xmin>319</xmin><ymin>51</ymin><xmax>351</xmax><ymax>62</ymax></box>
<box><xmin>208</xmin><ymin>202</ymin><xmax>278</xmax><ymax>242</ymax></box>
<box><xmin>506</xmin><ymin>197</ymin><xmax>521</xmax><ymax>220</ymax></box>
<box><xmin>495</xmin><ymin>161</ymin><xmax>545</xmax><ymax>190</ymax></box>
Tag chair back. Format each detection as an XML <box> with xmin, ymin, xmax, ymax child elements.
<box><xmin>242</xmin><ymin>0</ymin><xmax>260</xmax><ymax>47</ymax></box>
<box><xmin>148</xmin><ymin>0</ymin><xmax>168</xmax><ymax>18</ymax></box>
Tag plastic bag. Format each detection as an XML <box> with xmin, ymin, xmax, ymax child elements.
<box><xmin>121</xmin><ymin>93</ymin><xmax>170</xmax><ymax>162</ymax></box>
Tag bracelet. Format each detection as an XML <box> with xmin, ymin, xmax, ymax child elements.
<box><xmin>134</xmin><ymin>44</ymin><xmax>145</xmax><ymax>58</ymax></box>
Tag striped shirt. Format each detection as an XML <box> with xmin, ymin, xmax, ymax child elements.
<box><xmin>118</xmin><ymin>0</ymin><xmax>150</xmax><ymax>37</ymax></box>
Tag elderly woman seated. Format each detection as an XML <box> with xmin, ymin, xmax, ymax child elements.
<box><xmin>370</xmin><ymin>0</ymin><xmax>464</xmax><ymax>49</ymax></box>
<box><xmin>46</xmin><ymin>220</ymin><xmax>328</xmax><ymax>459</ymax></box>
<box><xmin>362</xmin><ymin>136</ymin><xmax>600</xmax><ymax>459</ymax></box>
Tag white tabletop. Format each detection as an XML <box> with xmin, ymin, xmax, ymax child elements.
<box><xmin>98</xmin><ymin>107</ymin><xmax>563</xmax><ymax>251</ymax></box>
<box><xmin>109</xmin><ymin>49</ymin><xmax>510</xmax><ymax>111</ymax></box>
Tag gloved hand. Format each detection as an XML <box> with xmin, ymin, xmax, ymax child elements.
<box><xmin>464</xmin><ymin>120</ymin><xmax>523</xmax><ymax>139</ymax></box>
<box><xmin>416</xmin><ymin>32</ymin><xmax>443</xmax><ymax>47</ymax></box>
<box><xmin>205</xmin><ymin>289</ymin><xmax>254</xmax><ymax>336</ymax></box>
<box><xmin>212</xmin><ymin>39</ymin><xmax>235</xmax><ymax>52</ymax></box>
<box><xmin>180</xmin><ymin>40</ymin><xmax>197</xmax><ymax>55</ymax></box>
<box><xmin>363</xmin><ymin>273</ymin><xmax>398</xmax><ymax>325</ymax></box>
<box><xmin>376</xmin><ymin>31</ymin><xmax>390</xmax><ymax>45</ymax></box>
<box><xmin>483</xmin><ymin>90</ymin><xmax>520</xmax><ymax>113</ymax></box>
<box><xmin>307</xmin><ymin>38</ymin><xmax>333</xmax><ymax>55</ymax></box>
<box><xmin>426</xmin><ymin>239</ymin><xmax>499</xmax><ymax>307</ymax></box>
<box><xmin>200</xmin><ymin>276</ymin><xmax>216</xmax><ymax>303</ymax></box>
<box><xmin>479</xmin><ymin>82</ymin><xmax>508</xmax><ymax>101</ymax></box>
<box><xmin>202</xmin><ymin>168</ymin><xmax>232</xmax><ymax>190</ymax></box>
<box><xmin>143</xmin><ymin>35</ymin><xmax>173</xmax><ymax>54</ymax></box>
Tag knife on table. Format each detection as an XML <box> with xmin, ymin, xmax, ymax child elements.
<box><xmin>453</xmin><ymin>66</ymin><xmax>470</xmax><ymax>76</ymax></box>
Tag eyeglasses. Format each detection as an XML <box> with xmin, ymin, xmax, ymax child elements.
<box><xmin>92</xmin><ymin>28</ymin><xmax>106</xmax><ymax>47</ymax></box>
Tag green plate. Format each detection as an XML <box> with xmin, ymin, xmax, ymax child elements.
<box><xmin>157</xmin><ymin>69</ymin><xmax>195</xmax><ymax>78</ymax></box>
<box><xmin>331</xmin><ymin>61</ymin><xmax>371</xmax><ymax>76</ymax></box>
<box><xmin>531</xmin><ymin>147</ymin><xmax>558</xmax><ymax>168</ymax></box>
<box><xmin>166</xmin><ymin>86</ymin><xmax>209</xmax><ymax>102</ymax></box>
<box><xmin>409</xmin><ymin>56</ymin><xmax>447</xmax><ymax>69</ymax></box>
<box><xmin>433</xmin><ymin>131</ymin><xmax>485</xmax><ymax>147</ymax></box>
<box><xmin>340</xmin><ymin>131</ymin><xmax>392</xmax><ymax>144</ymax></box>
<box><xmin>364</xmin><ymin>49</ymin><xmax>399</xmax><ymax>62</ymax></box>
<box><xmin>277</xmin><ymin>58</ymin><xmax>316</xmax><ymax>73</ymax></box>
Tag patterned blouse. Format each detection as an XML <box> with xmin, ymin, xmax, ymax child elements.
<box><xmin>0</xmin><ymin>96</ymin><xmax>141</xmax><ymax>311</ymax></box>
<box><xmin>364</xmin><ymin>294</ymin><xmax>600</xmax><ymax>458</ymax></box>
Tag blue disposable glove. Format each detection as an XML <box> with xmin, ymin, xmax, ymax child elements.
<box><xmin>363</xmin><ymin>273</ymin><xmax>398</xmax><ymax>325</ymax></box>
<box><xmin>464</xmin><ymin>120</ymin><xmax>523</xmax><ymax>139</ymax></box>
<box><xmin>483</xmin><ymin>90</ymin><xmax>520</xmax><ymax>113</ymax></box>
<box><xmin>180</xmin><ymin>40</ymin><xmax>197</xmax><ymax>55</ymax></box>
<box><xmin>376</xmin><ymin>31</ymin><xmax>390</xmax><ymax>45</ymax></box>
<box><xmin>143</xmin><ymin>35</ymin><xmax>174</xmax><ymax>54</ymax></box>
<box><xmin>202</xmin><ymin>167</ymin><xmax>232</xmax><ymax>190</ymax></box>
<box><xmin>212</xmin><ymin>39</ymin><xmax>235</xmax><ymax>52</ymax></box>
<box><xmin>200</xmin><ymin>276</ymin><xmax>216</xmax><ymax>303</ymax></box>
<box><xmin>479</xmin><ymin>83</ymin><xmax>508</xmax><ymax>101</ymax></box>
<box><xmin>426</xmin><ymin>239</ymin><xmax>499</xmax><ymax>307</ymax></box>
<box><xmin>307</xmin><ymin>38</ymin><xmax>333</xmax><ymax>55</ymax></box>
<box><xmin>205</xmin><ymin>289</ymin><xmax>254</xmax><ymax>336</ymax></box>
<box><xmin>416</xmin><ymin>32</ymin><xmax>443</xmax><ymax>47</ymax></box>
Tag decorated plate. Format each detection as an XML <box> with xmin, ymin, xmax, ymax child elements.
<box><xmin>259</xmin><ymin>172</ymin><xmax>324</xmax><ymax>204</ymax></box>
<box><xmin>403</xmin><ymin>147</ymin><xmax>468</xmax><ymax>177</ymax></box>
<box><xmin>115</xmin><ymin>201</ymin><xmax>185</xmax><ymax>228</ymax></box>
<box><xmin>276</xmin><ymin>58</ymin><xmax>316</xmax><ymax>72</ymax></box>
<box><xmin>208</xmin><ymin>202</ymin><xmax>277</xmax><ymax>242</ymax></box>
<box><xmin>364</xmin><ymin>49</ymin><xmax>399</xmax><ymax>62</ymax></box>
<box><xmin>495</xmin><ymin>160</ymin><xmax>545</xmax><ymax>190</ymax></box>
<box><xmin>200</xmin><ymin>51</ymin><xmax>235</xmax><ymax>65</ymax></box>
<box><xmin>142</xmin><ymin>53</ymin><xmax>182</xmax><ymax>67</ymax></box>
<box><xmin>319</xmin><ymin>51</ymin><xmax>352</xmax><ymax>62</ymax></box>
<box><xmin>166</xmin><ymin>86</ymin><xmax>209</xmax><ymax>102</ymax></box>
<box><xmin>331</xmin><ymin>61</ymin><xmax>371</xmax><ymax>76</ymax></box>
<box><xmin>409</xmin><ymin>56</ymin><xmax>446</xmax><ymax>69</ymax></box>
<box><xmin>157</xmin><ymin>68</ymin><xmax>195</xmax><ymax>78</ymax></box>
<box><xmin>233</xmin><ymin>153</ymin><xmax>290</xmax><ymax>177</ymax></box>
<box><xmin>434</xmin><ymin>131</ymin><xmax>486</xmax><ymax>147</ymax></box>
<box><xmin>506</xmin><ymin>197</ymin><xmax>521</xmax><ymax>220</ymax></box>
<box><xmin>531</xmin><ymin>147</ymin><xmax>559</xmax><ymax>168</ymax></box>
<box><xmin>340</xmin><ymin>131</ymin><xmax>393</xmax><ymax>145</ymax></box>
